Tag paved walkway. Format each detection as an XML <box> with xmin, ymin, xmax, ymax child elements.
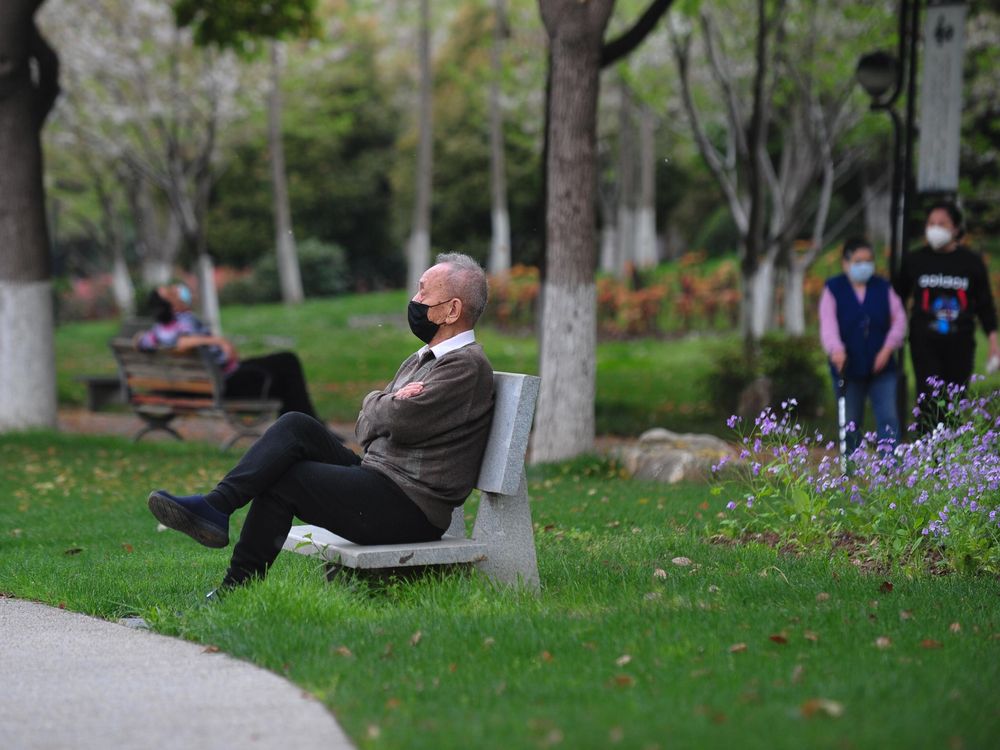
<box><xmin>0</xmin><ymin>597</ymin><xmax>354</xmax><ymax>750</ymax></box>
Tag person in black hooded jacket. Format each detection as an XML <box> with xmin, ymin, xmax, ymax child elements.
<box><xmin>894</xmin><ymin>201</ymin><xmax>999</xmax><ymax>424</ymax></box>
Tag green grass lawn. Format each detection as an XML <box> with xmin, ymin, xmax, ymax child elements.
<box><xmin>55</xmin><ymin>291</ymin><xmax>1000</xmax><ymax>440</ymax></box>
<box><xmin>55</xmin><ymin>292</ymin><xmax>724</xmax><ymax>436</ymax></box>
<box><xmin>2</xmin><ymin>432</ymin><xmax>998</xmax><ymax>750</ymax></box>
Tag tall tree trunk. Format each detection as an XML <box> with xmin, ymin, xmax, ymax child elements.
<box><xmin>742</xmin><ymin>0</ymin><xmax>772</xmax><ymax>345</ymax></box>
<box><xmin>615</xmin><ymin>78</ymin><xmax>637</xmax><ymax>279</ymax></box>
<box><xmin>269</xmin><ymin>41</ymin><xmax>303</xmax><ymax>305</ymax></box>
<box><xmin>748</xmin><ymin>254</ymin><xmax>776</xmax><ymax>340</ymax></box>
<box><xmin>407</xmin><ymin>0</ymin><xmax>433</xmax><ymax>293</ymax></box>
<box><xmin>783</xmin><ymin>259</ymin><xmax>807</xmax><ymax>336</ymax></box>
<box><xmin>862</xmin><ymin>165</ymin><xmax>891</xmax><ymax>253</ymax></box>
<box><xmin>0</xmin><ymin>5</ymin><xmax>59</xmax><ymax>431</ymax></box>
<box><xmin>634</xmin><ymin>102</ymin><xmax>657</xmax><ymax>269</ymax></box>
<box><xmin>531</xmin><ymin>0</ymin><xmax>614</xmax><ymax>463</ymax></box>
<box><xmin>598</xmin><ymin>183</ymin><xmax>618</xmax><ymax>273</ymax></box>
<box><xmin>110</xmin><ymin>249</ymin><xmax>135</xmax><ymax>318</ymax></box>
<box><xmin>487</xmin><ymin>0</ymin><xmax>511</xmax><ymax>275</ymax></box>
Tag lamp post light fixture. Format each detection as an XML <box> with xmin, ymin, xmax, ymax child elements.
<box><xmin>856</xmin><ymin>51</ymin><xmax>899</xmax><ymax>104</ymax></box>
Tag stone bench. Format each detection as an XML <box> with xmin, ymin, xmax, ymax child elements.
<box><xmin>282</xmin><ymin>371</ymin><xmax>542</xmax><ymax>591</ymax></box>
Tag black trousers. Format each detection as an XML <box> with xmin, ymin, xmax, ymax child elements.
<box><xmin>909</xmin><ymin>333</ymin><xmax>976</xmax><ymax>428</ymax></box>
<box><xmin>207</xmin><ymin>412</ymin><xmax>442</xmax><ymax>585</ymax></box>
<box><xmin>224</xmin><ymin>352</ymin><xmax>317</xmax><ymax>419</ymax></box>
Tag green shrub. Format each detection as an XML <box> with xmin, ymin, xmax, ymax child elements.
<box><xmin>220</xmin><ymin>238</ymin><xmax>350</xmax><ymax>305</ymax></box>
<box><xmin>707</xmin><ymin>334</ymin><xmax>828</xmax><ymax>418</ymax></box>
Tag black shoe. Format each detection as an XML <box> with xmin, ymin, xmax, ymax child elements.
<box><xmin>148</xmin><ymin>490</ymin><xmax>230</xmax><ymax>548</ymax></box>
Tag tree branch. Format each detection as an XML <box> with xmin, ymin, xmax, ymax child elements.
<box><xmin>601</xmin><ymin>0</ymin><xmax>676</xmax><ymax>68</ymax></box>
<box><xmin>669</xmin><ymin>26</ymin><xmax>748</xmax><ymax>234</ymax></box>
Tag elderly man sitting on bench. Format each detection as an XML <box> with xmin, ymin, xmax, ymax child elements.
<box><xmin>147</xmin><ymin>253</ymin><xmax>495</xmax><ymax>599</ymax></box>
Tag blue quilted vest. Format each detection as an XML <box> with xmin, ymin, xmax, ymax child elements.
<box><xmin>826</xmin><ymin>274</ymin><xmax>896</xmax><ymax>380</ymax></box>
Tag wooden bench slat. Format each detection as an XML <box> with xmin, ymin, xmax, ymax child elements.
<box><xmin>109</xmin><ymin>337</ymin><xmax>280</xmax><ymax>449</ymax></box>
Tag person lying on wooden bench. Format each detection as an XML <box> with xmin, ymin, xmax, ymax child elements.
<box><xmin>146</xmin><ymin>253</ymin><xmax>495</xmax><ymax>600</ymax></box>
<box><xmin>136</xmin><ymin>282</ymin><xmax>320</xmax><ymax>420</ymax></box>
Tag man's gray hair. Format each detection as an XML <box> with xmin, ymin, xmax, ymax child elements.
<box><xmin>437</xmin><ymin>252</ymin><xmax>488</xmax><ymax>325</ymax></box>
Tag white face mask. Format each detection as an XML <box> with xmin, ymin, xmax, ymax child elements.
<box><xmin>926</xmin><ymin>225</ymin><xmax>953</xmax><ymax>250</ymax></box>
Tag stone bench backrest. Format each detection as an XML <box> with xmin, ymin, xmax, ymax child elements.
<box><xmin>475</xmin><ymin>372</ymin><xmax>540</xmax><ymax>495</ymax></box>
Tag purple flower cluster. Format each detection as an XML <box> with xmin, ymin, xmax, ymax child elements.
<box><xmin>713</xmin><ymin>379</ymin><xmax>1000</xmax><ymax>573</ymax></box>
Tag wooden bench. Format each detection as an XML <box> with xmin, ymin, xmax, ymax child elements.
<box><xmin>75</xmin><ymin>318</ymin><xmax>153</xmax><ymax>412</ymax></box>
<box><xmin>109</xmin><ymin>338</ymin><xmax>282</xmax><ymax>451</ymax></box>
<box><xmin>283</xmin><ymin>371</ymin><xmax>542</xmax><ymax>591</ymax></box>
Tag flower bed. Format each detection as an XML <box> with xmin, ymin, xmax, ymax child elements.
<box><xmin>711</xmin><ymin>378</ymin><xmax>1000</xmax><ymax>575</ymax></box>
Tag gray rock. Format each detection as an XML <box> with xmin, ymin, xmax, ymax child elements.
<box><xmin>611</xmin><ymin>428</ymin><xmax>736</xmax><ymax>484</ymax></box>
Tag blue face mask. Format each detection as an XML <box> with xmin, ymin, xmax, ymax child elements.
<box><xmin>847</xmin><ymin>261</ymin><xmax>875</xmax><ymax>284</ymax></box>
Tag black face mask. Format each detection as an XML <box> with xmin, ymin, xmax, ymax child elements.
<box><xmin>148</xmin><ymin>291</ymin><xmax>174</xmax><ymax>325</ymax></box>
<box><xmin>407</xmin><ymin>299</ymin><xmax>450</xmax><ymax>344</ymax></box>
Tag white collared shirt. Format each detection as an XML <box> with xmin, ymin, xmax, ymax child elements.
<box><xmin>417</xmin><ymin>329</ymin><xmax>476</xmax><ymax>360</ymax></box>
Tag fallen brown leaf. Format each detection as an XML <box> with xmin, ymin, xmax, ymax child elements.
<box><xmin>803</xmin><ymin>630</ymin><xmax>819</xmax><ymax>642</ymax></box>
<box><xmin>949</xmin><ymin>622</ymin><xmax>961</xmax><ymax>634</ymax></box>
<box><xmin>615</xmin><ymin>654</ymin><xmax>632</xmax><ymax>666</ymax></box>
<box><xmin>801</xmin><ymin>698</ymin><xmax>844</xmax><ymax>719</ymax></box>
<box><xmin>920</xmin><ymin>639</ymin><xmax>943</xmax><ymax>649</ymax></box>
<box><xmin>791</xmin><ymin>664</ymin><xmax>805</xmax><ymax>684</ymax></box>
<box><xmin>334</xmin><ymin>645</ymin><xmax>353</xmax><ymax>658</ymax></box>
<box><xmin>203</xmin><ymin>645</ymin><xmax>220</xmax><ymax>653</ymax></box>
<box><xmin>385</xmin><ymin>697</ymin><xmax>401</xmax><ymax>710</ymax></box>
<box><xmin>121</xmin><ymin>543</ymin><xmax>134</xmax><ymax>553</ymax></box>
<box><xmin>672</xmin><ymin>556</ymin><xmax>692</xmax><ymax>566</ymax></box>
<box><xmin>540</xmin><ymin>650</ymin><xmax>554</xmax><ymax>662</ymax></box>
<box><xmin>729</xmin><ymin>642</ymin><xmax>748</xmax><ymax>653</ymax></box>
<box><xmin>409</xmin><ymin>631</ymin><xmax>423</xmax><ymax>647</ymax></box>
<box><xmin>899</xmin><ymin>609</ymin><xmax>913</xmax><ymax>620</ymax></box>
<box><xmin>769</xmin><ymin>634</ymin><xmax>788</xmax><ymax>645</ymax></box>
<box><xmin>879</xmin><ymin>581</ymin><xmax>894</xmax><ymax>594</ymax></box>
<box><xmin>612</xmin><ymin>674</ymin><xmax>635</xmax><ymax>687</ymax></box>
<box><xmin>653</xmin><ymin>568</ymin><xmax>667</xmax><ymax>578</ymax></box>
<box><xmin>874</xmin><ymin>636</ymin><xmax>892</xmax><ymax>649</ymax></box>
<box><xmin>816</xmin><ymin>592</ymin><xmax>830</xmax><ymax>602</ymax></box>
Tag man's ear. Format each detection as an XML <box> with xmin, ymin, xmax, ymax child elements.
<box><xmin>447</xmin><ymin>298</ymin><xmax>464</xmax><ymax>324</ymax></box>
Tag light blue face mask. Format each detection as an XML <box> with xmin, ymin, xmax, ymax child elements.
<box><xmin>177</xmin><ymin>284</ymin><xmax>192</xmax><ymax>305</ymax></box>
<box><xmin>848</xmin><ymin>261</ymin><xmax>875</xmax><ymax>284</ymax></box>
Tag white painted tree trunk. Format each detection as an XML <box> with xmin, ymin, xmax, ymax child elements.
<box><xmin>110</xmin><ymin>252</ymin><xmax>135</xmax><ymax>318</ymax></box>
<box><xmin>748</xmin><ymin>256</ymin><xmax>775</xmax><ymax>341</ymax></box>
<box><xmin>863</xmin><ymin>175</ymin><xmax>891</xmax><ymax>252</ymax></box>
<box><xmin>407</xmin><ymin>229</ymin><xmax>431</xmax><ymax>294</ymax></box>
<box><xmin>635</xmin><ymin>206</ymin><xmax>657</xmax><ymax>269</ymax></box>
<box><xmin>407</xmin><ymin>0</ymin><xmax>433</xmax><ymax>294</ymax></box>
<box><xmin>600</xmin><ymin>223</ymin><xmax>618</xmax><ymax>273</ymax></box>
<box><xmin>783</xmin><ymin>262</ymin><xmax>807</xmax><ymax>336</ymax></box>
<box><xmin>142</xmin><ymin>259</ymin><xmax>172</xmax><ymax>287</ymax></box>
<box><xmin>531</xmin><ymin>281</ymin><xmax>596</xmax><ymax>462</ymax></box>
<box><xmin>487</xmin><ymin>0</ymin><xmax>511</xmax><ymax>276</ymax></box>
<box><xmin>616</xmin><ymin>205</ymin><xmax>636</xmax><ymax>277</ymax></box>
<box><xmin>269</xmin><ymin>41</ymin><xmax>303</xmax><ymax>305</ymax></box>
<box><xmin>634</xmin><ymin>105</ymin><xmax>657</xmax><ymax>269</ymax></box>
<box><xmin>198</xmin><ymin>253</ymin><xmax>222</xmax><ymax>336</ymax></box>
<box><xmin>489</xmin><ymin>208</ymin><xmax>511</xmax><ymax>276</ymax></box>
<box><xmin>0</xmin><ymin>281</ymin><xmax>57</xmax><ymax>429</ymax></box>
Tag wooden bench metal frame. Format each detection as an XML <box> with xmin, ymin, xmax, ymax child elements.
<box><xmin>109</xmin><ymin>338</ymin><xmax>282</xmax><ymax>451</ymax></box>
<box><xmin>283</xmin><ymin>371</ymin><xmax>542</xmax><ymax>591</ymax></box>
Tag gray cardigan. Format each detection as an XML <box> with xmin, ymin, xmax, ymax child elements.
<box><xmin>356</xmin><ymin>343</ymin><xmax>495</xmax><ymax>530</ymax></box>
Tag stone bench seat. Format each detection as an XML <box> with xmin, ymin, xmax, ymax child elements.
<box><xmin>282</xmin><ymin>371</ymin><xmax>541</xmax><ymax>590</ymax></box>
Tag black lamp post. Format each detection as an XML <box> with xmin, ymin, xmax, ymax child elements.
<box><xmin>855</xmin><ymin>0</ymin><xmax>922</xmax><ymax>434</ymax></box>
<box><xmin>855</xmin><ymin>0</ymin><xmax>921</xmax><ymax>288</ymax></box>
